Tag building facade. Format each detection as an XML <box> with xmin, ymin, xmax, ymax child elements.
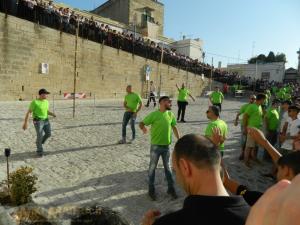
<box><xmin>92</xmin><ymin>0</ymin><xmax>164</xmax><ymax>38</ymax></box>
<box><xmin>227</xmin><ymin>62</ymin><xmax>285</xmax><ymax>82</ymax></box>
<box><xmin>170</xmin><ymin>38</ymin><xmax>204</xmax><ymax>62</ymax></box>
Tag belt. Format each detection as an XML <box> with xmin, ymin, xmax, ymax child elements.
<box><xmin>33</xmin><ymin>118</ymin><xmax>48</xmax><ymax>121</ymax></box>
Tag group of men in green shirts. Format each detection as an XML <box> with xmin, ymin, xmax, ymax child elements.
<box><xmin>23</xmin><ymin>84</ymin><xmax>229</xmax><ymax>201</ymax></box>
<box><xmin>235</xmin><ymin>92</ymin><xmax>286</xmax><ymax>168</ymax></box>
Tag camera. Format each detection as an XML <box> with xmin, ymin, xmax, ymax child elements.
<box><xmin>4</xmin><ymin>148</ymin><xmax>11</xmax><ymax>157</ymax></box>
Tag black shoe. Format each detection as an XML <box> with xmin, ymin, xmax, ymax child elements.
<box><xmin>145</xmin><ymin>105</ymin><xmax>149</xmax><ymax>107</ymax></box>
<box><xmin>36</xmin><ymin>152</ymin><xmax>44</xmax><ymax>157</ymax></box>
<box><xmin>167</xmin><ymin>188</ymin><xmax>178</xmax><ymax>199</ymax></box>
<box><xmin>180</xmin><ymin>120</ymin><xmax>186</xmax><ymax>123</ymax></box>
<box><xmin>148</xmin><ymin>189</ymin><xmax>156</xmax><ymax>201</ymax></box>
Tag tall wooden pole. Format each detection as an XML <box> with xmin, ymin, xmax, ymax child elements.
<box><xmin>73</xmin><ymin>21</ymin><xmax>79</xmax><ymax>118</ymax></box>
<box><xmin>158</xmin><ymin>45</ymin><xmax>164</xmax><ymax>97</ymax></box>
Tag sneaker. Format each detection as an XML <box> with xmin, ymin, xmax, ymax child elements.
<box><xmin>118</xmin><ymin>139</ymin><xmax>126</xmax><ymax>144</ymax></box>
<box><xmin>148</xmin><ymin>189</ymin><xmax>156</xmax><ymax>201</ymax></box>
<box><xmin>167</xmin><ymin>188</ymin><xmax>178</xmax><ymax>199</ymax></box>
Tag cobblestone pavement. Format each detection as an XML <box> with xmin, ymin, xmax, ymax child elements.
<box><xmin>0</xmin><ymin>96</ymin><xmax>274</xmax><ymax>224</ymax></box>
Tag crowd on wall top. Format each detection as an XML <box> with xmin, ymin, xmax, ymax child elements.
<box><xmin>1</xmin><ymin>0</ymin><xmax>291</xmax><ymax>92</ymax></box>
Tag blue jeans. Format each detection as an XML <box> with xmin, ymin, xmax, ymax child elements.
<box><xmin>122</xmin><ymin>112</ymin><xmax>136</xmax><ymax>140</ymax></box>
<box><xmin>148</xmin><ymin>145</ymin><xmax>174</xmax><ymax>191</ymax></box>
<box><xmin>33</xmin><ymin>119</ymin><xmax>51</xmax><ymax>153</ymax></box>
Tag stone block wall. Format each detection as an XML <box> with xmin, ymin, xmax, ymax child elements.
<box><xmin>0</xmin><ymin>13</ymin><xmax>207</xmax><ymax>101</ymax></box>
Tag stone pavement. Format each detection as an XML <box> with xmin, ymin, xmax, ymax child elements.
<box><xmin>0</xmin><ymin>96</ymin><xmax>274</xmax><ymax>224</ymax></box>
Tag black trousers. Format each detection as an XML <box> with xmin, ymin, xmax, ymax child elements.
<box><xmin>177</xmin><ymin>101</ymin><xmax>188</xmax><ymax>121</ymax></box>
<box><xmin>213</xmin><ymin>103</ymin><xmax>222</xmax><ymax>112</ymax></box>
<box><xmin>146</xmin><ymin>92</ymin><xmax>156</xmax><ymax>106</ymax></box>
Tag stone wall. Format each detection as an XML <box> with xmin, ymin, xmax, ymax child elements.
<box><xmin>0</xmin><ymin>13</ymin><xmax>207</xmax><ymax>101</ymax></box>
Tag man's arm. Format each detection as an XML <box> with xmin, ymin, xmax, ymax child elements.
<box><xmin>139</xmin><ymin>122</ymin><xmax>148</xmax><ymax>134</ymax></box>
<box><xmin>172</xmin><ymin>126</ymin><xmax>180</xmax><ymax>140</ymax></box>
<box><xmin>136</xmin><ymin>101</ymin><xmax>143</xmax><ymax>114</ymax></box>
<box><xmin>243</xmin><ymin>113</ymin><xmax>249</xmax><ymax>134</ymax></box>
<box><xmin>189</xmin><ymin>93</ymin><xmax>195</xmax><ymax>102</ymax></box>
<box><xmin>48</xmin><ymin>111</ymin><xmax>56</xmax><ymax>117</ymax></box>
<box><xmin>248</xmin><ymin>127</ymin><xmax>281</xmax><ymax>163</ymax></box>
<box><xmin>22</xmin><ymin>109</ymin><xmax>32</xmax><ymax>130</ymax></box>
<box><xmin>223</xmin><ymin>166</ymin><xmax>240</xmax><ymax>194</ymax></box>
<box><xmin>234</xmin><ymin>112</ymin><xmax>241</xmax><ymax>126</ymax></box>
<box><xmin>123</xmin><ymin>101</ymin><xmax>131</xmax><ymax>112</ymax></box>
<box><xmin>175</xmin><ymin>84</ymin><xmax>180</xmax><ymax>91</ymax></box>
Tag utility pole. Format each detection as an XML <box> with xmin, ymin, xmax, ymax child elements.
<box><xmin>73</xmin><ymin>20</ymin><xmax>79</xmax><ymax>118</ymax></box>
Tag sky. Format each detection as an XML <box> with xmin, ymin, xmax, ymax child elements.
<box><xmin>56</xmin><ymin>0</ymin><xmax>300</xmax><ymax>69</ymax></box>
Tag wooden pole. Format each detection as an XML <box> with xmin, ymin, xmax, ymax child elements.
<box><xmin>73</xmin><ymin>21</ymin><xmax>79</xmax><ymax>118</ymax></box>
<box><xmin>158</xmin><ymin>45</ymin><xmax>164</xmax><ymax>97</ymax></box>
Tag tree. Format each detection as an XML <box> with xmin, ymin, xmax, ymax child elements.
<box><xmin>248</xmin><ymin>52</ymin><xmax>287</xmax><ymax>64</ymax></box>
<box><xmin>275</xmin><ymin>53</ymin><xmax>287</xmax><ymax>63</ymax></box>
<box><xmin>266</xmin><ymin>51</ymin><xmax>275</xmax><ymax>63</ymax></box>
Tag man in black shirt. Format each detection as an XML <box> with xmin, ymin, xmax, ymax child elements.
<box><xmin>142</xmin><ymin>134</ymin><xmax>250</xmax><ymax>225</ymax></box>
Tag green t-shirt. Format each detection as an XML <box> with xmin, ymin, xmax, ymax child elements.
<box><xmin>143</xmin><ymin>110</ymin><xmax>176</xmax><ymax>145</ymax></box>
<box><xmin>239</xmin><ymin>103</ymin><xmax>250</xmax><ymax>122</ymax></box>
<box><xmin>177</xmin><ymin>88</ymin><xmax>190</xmax><ymax>102</ymax></box>
<box><xmin>210</xmin><ymin>91</ymin><xmax>224</xmax><ymax>104</ymax></box>
<box><xmin>124</xmin><ymin>92</ymin><xmax>142</xmax><ymax>112</ymax></box>
<box><xmin>244</xmin><ymin>103</ymin><xmax>263</xmax><ymax>129</ymax></box>
<box><xmin>205</xmin><ymin>119</ymin><xmax>228</xmax><ymax>150</ymax></box>
<box><xmin>29</xmin><ymin>99</ymin><xmax>49</xmax><ymax>120</ymax></box>
<box><xmin>284</xmin><ymin>93</ymin><xmax>291</xmax><ymax>101</ymax></box>
<box><xmin>265</xmin><ymin>108</ymin><xmax>279</xmax><ymax>131</ymax></box>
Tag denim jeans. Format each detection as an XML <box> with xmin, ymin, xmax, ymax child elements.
<box><xmin>33</xmin><ymin>119</ymin><xmax>51</xmax><ymax>153</ymax></box>
<box><xmin>148</xmin><ymin>145</ymin><xmax>174</xmax><ymax>191</ymax></box>
<box><xmin>122</xmin><ymin>111</ymin><xmax>136</xmax><ymax>140</ymax></box>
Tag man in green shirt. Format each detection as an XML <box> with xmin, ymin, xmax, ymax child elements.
<box><xmin>176</xmin><ymin>83</ymin><xmax>195</xmax><ymax>122</ymax></box>
<box><xmin>243</xmin><ymin>93</ymin><xmax>266</xmax><ymax>167</ymax></box>
<box><xmin>22</xmin><ymin>89</ymin><xmax>56</xmax><ymax>157</ymax></box>
<box><xmin>139</xmin><ymin>96</ymin><xmax>180</xmax><ymax>201</ymax></box>
<box><xmin>205</xmin><ymin>105</ymin><xmax>228</xmax><ymax>157</ymax></box>
<box><xmin>119</xmin><ymin>85</ymin><xmax>142</xmax><ymax>144</ymax></box>
<box><xmin>234</xmin><ymin>95</ymin><xmax>256</xmax><ymax>160</ymax></box>
<box><xmin>209</xmin><ymin>86</ymin><xmax>224</xmax><ymax>112</ymax></box>
<box><xmin>265</xmin><ymin>99</ymin><xmax>280</xmax><ymax>147</ymax></box>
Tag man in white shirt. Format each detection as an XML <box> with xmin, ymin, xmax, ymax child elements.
<box><xmin>280</xmin><ymin>100</ymin><xmax>292</xmax><ymax>136</ymax></box>
<box><xmin>280</xmin><ymin>105</ymin><xmax>300</xmax><ymax>154</ymax></box>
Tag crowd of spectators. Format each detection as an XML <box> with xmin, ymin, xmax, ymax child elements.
<box><xmin>0</xmin><ymin>0</ymin><xmax>212</xmax><ymax>77</ymax></box>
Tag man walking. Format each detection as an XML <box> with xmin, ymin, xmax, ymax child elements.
<box><xmin>176</xmin><ymin>83</ymin><xmax>195</xmax><ymax>122</ymax></box>
<box><xmin>209</xmin><ymin>86</ymin><xmax>224</xmax><ymax>112</ymax></box>
<box><xmin>22</xmin><ymin>89</ymin><xmax>56</xmax><ymax>157</ymax></box>
<box><xmin>139</xmin><ymin>96</ymin><xmax>180</xmax><ymax>200</ymax></box>
<box><xmin>234</xmin><ymin>95</ymin><xmax>256</xmax><ymax>160</ymax></box>
<box><xmin>145</xmin><ymin>81</ymin><xmax>156</xmax><ymax>107</ymax></box>
<box><xmin>119</xmin><ymin>85</ymin><xmax>142</xmax><ymax>144</ymax></box>
<box><xmin>205</xmin><ymin>105</ymin><xmax>228</xmax><ymax>157</ymax></box>
<box><xmin>243</xmin><ymin>93</ymin><xmax>266</xmax><ymax>167</ymax></box>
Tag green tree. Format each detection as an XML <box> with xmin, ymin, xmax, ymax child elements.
<box><xmin>266</xmin><ymin>51</ymin><xmax>276</xmax><ymax>62</ymax></box>
<box><xmin>275</xmin><ymin>53</ymin><xmax>287</xmax><ymax>63</ymax></box>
